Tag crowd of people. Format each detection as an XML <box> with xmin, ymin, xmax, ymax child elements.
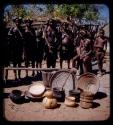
<box><xmin>3</xmin><ymin>16</ymin><xmax>108</xmax><ymax>80</ymax></box>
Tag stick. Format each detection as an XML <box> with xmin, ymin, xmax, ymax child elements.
<box><xmin>4</xmin><ymin>67</ymin><xmax>60</xmax><ymax>71</ymax></box>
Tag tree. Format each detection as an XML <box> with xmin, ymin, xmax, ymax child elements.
<box><xmin>46</xmin><ymin>4</ymin><xmax>54</xmax><ymax>17</ymax></box>
<box><xmin>11</xmin><ymin>5</ymin><xmax>28</xmax><ymax>18</ymax></box>
<box><xmin>46</xmin><ymin>4</ymin><xmax>100</xmax><ymax>21</ymax></box>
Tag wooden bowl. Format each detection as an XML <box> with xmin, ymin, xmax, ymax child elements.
<box><xmin>25</xmin><ymin>90</ymin><xmax>43</xmax><ymax>102</ymax></box>
<box><xmin>28</xmin><ymin>81</ymin><xmax>45</xmax><ymax>97</ymax></box>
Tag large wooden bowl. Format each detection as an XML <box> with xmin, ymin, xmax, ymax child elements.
<box><xmin>28</xmin><ymin>81</ymin><xmax>46</xmax><ymax>97</ymax></box>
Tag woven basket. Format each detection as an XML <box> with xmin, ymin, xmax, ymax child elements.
<box><xmin>80</xmin><ymin>97</ymin><xmax>93</xmax><ymax>103</ymax></box>
<box><xmin>80</xmin><ymin>101</ymin><xmax>93</xmax><ymax>109</ymax></box>
<box><xmin>49</xmin><ymin>70</ymin><xmax>76</xmax><ymax>96</ymax></box>
<box><xmin>76</xmin><ymin>73</ymin><xmax>100</xmax><ymax>95</ymax></box>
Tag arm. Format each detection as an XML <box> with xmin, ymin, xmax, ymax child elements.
<box><xmin>8</xmin><ymin>27</ymin><xmax>13</xmax><ymax>36</ymax></box>
<box><xmin>85</xmin><ymin>50</ymin><xmax>92</xmax><ymax>56</ymax></box>
<box><xmin>43</xmin><ymin>30</ymin><xmax>51</xmax><ymax>50</ymax></box>
<box><xmin>104</xmin><ymin>39</ymin><xmax>107</xmax><ymax>52</ymax></box>
<box><xmin>94</xmin><ymin>38</ymin><xmax>98</xmax><ymax>47</ymax></box>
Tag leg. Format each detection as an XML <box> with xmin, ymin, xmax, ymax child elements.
<box><xmin>52</xmin><ymin>59</ymin><xmax>56</xmax><ymax>68</ymax></box>
<box><xmin>36</xmin><ymin>61</ymin><xmax>39</xmax><ymax>74</ymax></box>
<box><xmin>67</xmin><ymin>59</ymin><xmax>70</xmax><ymax>69</ymax></box>
<box><xmin>38</xmin><ymin>62</ymin><xmax>42</xmax><ymax>74</ymax></box>
<box><xmin>47</xmin><ymin>58</ymin><xmax>50</xmax><ymax>68</ymax></box>
<box><xmin>18</xmin><ymin>62</ymin><xmax>21</xmax><ymax>79</ymax></box>
<box><xmin>72</xmin><ymin>56</ymin><xmax>79</xmax><ymax>68</ymax></box>
<box><xmin>79</xmin><ymin>60</ymin><xmax>84</xmax><ymax>75</ymax></box>
<box><xmin>13</xmin><ymin>63</ymin><xmax>17</xmax><ymax>80</ymax></box>
<box><xmin>4</xmin><ymin>62</ymin><xmax>9</xmax><ymax>80</ymax></box>
<box><xmin>5</xmin><ymin>70</ymin><xmax>8</xmax><ymax>80</ymax></box>
<box><xmin>32</xmin><ymin>61</ymin><xmax>35</xmax><ymax>76</ymax></box>
<box><xmin>25</xmin><ymin>60</ymin><xmax>29</xmax><ymax>77</ymax></box>
<box><xmin>100</xmin><ymin>52</ymin><xmax>105</xmax><ymax>72</ymax></box>
<box><xmin>96</xmin><ymin>52</ymin><xmax>104</xmax><ymax>74</ymax></box>
<box><xmin>5</xmin><ymin>63</ymin><xmax>9</xmax><ymax>80</ymax></box>
<box><xmin>83</xmin><ymin>57</ymin><xmax>92</xmax><ymax>73</ymax></box>
<box><xmin>39</xmin><ymin>62</ymin><xmax>42</xmax><ymax>68</ymax></box>
<box><xmin>60</xmin><ymin>59</ymin><xmax>63</xmax><ymax>69</ymax></box>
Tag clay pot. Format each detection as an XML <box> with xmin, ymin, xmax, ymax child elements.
<box><xmin>42</xmin><ymin>97</ymin><xmax>57</xmax><ymax>109</ymax></box>
<box><xmin>69</xmin><ymin>89</ymin><xmax>80</xmax><ymax>102</ymax></box>
<box><xmin>64</xmin><ymin>96</ymin><xmax>76</xmax><ymax>107</ymax></box>
<box><xmin>53</xmin><ymin>87</ymin><xmax>65</xmax><ymax>101</ymax></box>
<box><xmin>9</xmin><ymin>90</ymin><xmax>25</xmax><ymax>104</ymax></box>
<box><xmin>43</xmin><ymin>90</ymin><xmax>54</xmax><ymax>98</ymax></box>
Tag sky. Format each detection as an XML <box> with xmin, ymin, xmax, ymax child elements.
<box><xmin>98</xmin><ymin>4</ymin><xmax>109</xmax><ymax>21</ymax></box>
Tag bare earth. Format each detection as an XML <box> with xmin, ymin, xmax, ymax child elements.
<box><xmin>3</xmin><ymin>57</ymin><xmax>110</xmax><ymax>121</ymax></box>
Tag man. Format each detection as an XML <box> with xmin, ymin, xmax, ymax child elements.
<box><xmin>59</xmin><ymin>26</ymin><xmax>74</xmax><ymax>69</ymax></box>
<box><xmin>81</xmin><ymin>38</ymin><xmax>92</xmax><ymax>73</ymax></box>
<box><xmin>8</xmin><ymin>17</ymin><xmax>24</xmax><ymax>80</ymax></box>
<box><xmin>23</xmin><ymin>18</ymin><xmax>37</xmax><ymax>77</ymax></box>
<box><xmin>94</xmin><ymin>29</ymin><xmax>107</xmax><ymax>75</ymax></box>
<box><xmin>35</xmin><ymin>27</ymin><xmax>45</xmax><ymax>70</ymax></box>
<box><xmin>72</xmin><ymin>30</ymin><xmax>86</xmax><ymax>75</ymax></box>
<box><xmin>3</xmin><ymin>20</ymin><xmax>10</xmax><ymax>80</ymax></box>
<box><xmin>43</xmin><ymin>21</ymin><xmax>57</xmax><ymax>68</ymax></box>
<box><xmin>72</xmin><ymin>31</ymin><xmax>92</xmax><ymax>75</ymax></box>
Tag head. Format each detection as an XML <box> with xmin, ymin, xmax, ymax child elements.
<box><xmin>99</xmin><ymin>29</ymin><xmax>105</xmax><ymax>37</ymax></box>
<box><xmin>80</xmin><ymin>30</ymin><xmax>86</xmax><ymax>39</ymax></box>
<box><xmin>13</xmin><ymin>17</ymin><xmax>22</xmax><ymax>27</ymax></box>
<box><xmin>84</xmin><ymin>39</ymin><xmax>90</xmax><ymax>47</ymax></box>
<box><xmin>24</xmin><ymin>18</ymin><xmax>33</xmax><ymax>27</ymax></box>
<box><xmin>47</xmin><ymin>19</ymin><xmax>53</xmax><ymax>26</ymax></box>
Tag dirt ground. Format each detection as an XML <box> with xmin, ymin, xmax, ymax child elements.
<box><xmin>2</xmin><ymin>56</ymin><xmax>110</xmax><ymax>121</ymax></box>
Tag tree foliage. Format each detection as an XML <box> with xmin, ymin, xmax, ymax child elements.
<box><xmin>4</xmin><ymin>4</ymin><xmax>105</xmax><ymax>24</ymax></box>
<box><xmin>11</xmin><ymin>5</ymin><xmax>28</xmax><ymax>18</ymax></box>
<box><xmin>51</xmin><ymin>4</ymin><xmax>99</xmax><ymax>20</ymax></box>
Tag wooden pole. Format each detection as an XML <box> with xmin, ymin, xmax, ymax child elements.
<box><xmin>4</xmin><ymin>67</ymin><xmax>60</xmax><ymax>71</ymax></box>
<box><xmin>3</xmin><ymin>67</ymin><xmax>72</xmax><ymax>81</ymax></box>
<box><xmin>3</xmin><ymin>67</ymin><xmax>60</xmax><ymax>81</ymax></box>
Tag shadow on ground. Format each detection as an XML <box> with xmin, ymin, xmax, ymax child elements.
<box><xmin>2</xmin><ymin>72</ymin><xmax>43</xmax><ymax>88</ymax></box>
<box><xmin>92</xmin><ymin>102</ymin><xmax>100</xmax><ymax>108</ymax></box>
<box><xmin>94</xmin><ymin>91</ymin><xmax>107</xmax><ymax>100</ymax></box>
